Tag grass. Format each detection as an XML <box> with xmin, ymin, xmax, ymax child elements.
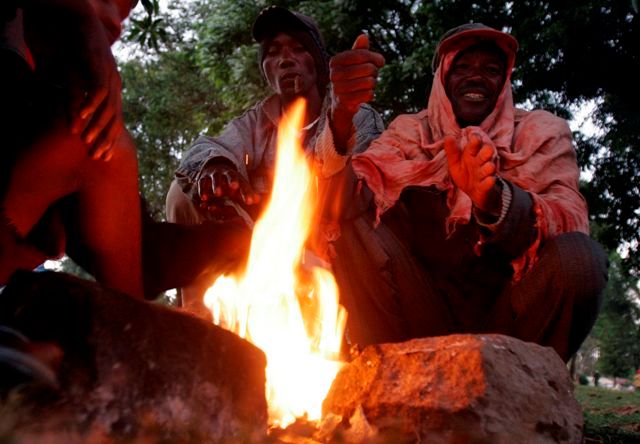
<box><xmin>574</xmin><ymin>384</ymin><xmax>640</xmax><ymax>443</ymax></box>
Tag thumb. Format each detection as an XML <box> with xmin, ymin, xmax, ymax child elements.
<box><xmin>352</xmin><ymin>33</ymin><xmax>369</xmax><ymax>50</ymax></box>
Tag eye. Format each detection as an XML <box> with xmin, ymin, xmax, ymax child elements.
<box><xmin>485</xmin><ymin>64</ymin><xmax>502</xmax><ymax>76</ymax></box>
<box><xmin>450</xmin><ymin>63</ymin><xmax>469</xmax><ymax>75</ymax></box>
<box><xmin>266</xmin><ymin>46</ymin><xmax>280</xmax><ymax>56</ymax></box>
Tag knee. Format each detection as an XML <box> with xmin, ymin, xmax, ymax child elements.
<box><xmin>166</xmin><ymin>180</ymin><xmax>202</xmax><ymax>224</ymax></box>
<box><xmin>543</xmin><ymin>232</ymin><xmax>609</xmax><ymax>309</ymax></box>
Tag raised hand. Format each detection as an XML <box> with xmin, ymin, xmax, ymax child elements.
<box><xmin>444</xmin><ymin>134</ymin><xmax>501</xmax><ymax>215</ymax></box>
<box><xmin>66</xmin><ymin>11</ymin><xmax>123</xmax><ymax>161</ymax></box>
<box><xmin>25</xmin><ymin>0</ymin><xmax>126</xmax><ymax>161</ymax></box>
<box><xmin>68</xmin><ymin>49</ymin><xmax>123</xmax><ymax>162</ymax></box>
<box><xmin>329</xmin><ymin>33</ymin><xmax>385</xmax><ymax>149</ymax></box>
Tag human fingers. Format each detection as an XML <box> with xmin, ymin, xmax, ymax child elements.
<box><xmin>477</xmin><ymin>175</ymin><xmax>496</xmax><ymax>194</ymax></box>
<box><xmin>477</xmin><ymin>144</ymin><xmax>495</xmax><ymax>163</ymax></box>
<box><xmin>237</xmin><ymin>175</ymin><xmax>259</xmax><ymax>205</ymax></box>
<box><xmin>223</xmin><ymin>168</ymin><xmax>257</xmax><ymax>204</ymax></box>
<box><xmin>463</xmin><ymin>134</ymin><xmax>483</xmax><ymax>158</ymax></box>
<box><xmin>79</xmin><ymin>85</ymin><xmax>109</xmax><ymax>121</ymax></box>
<box><xmin>197</xmin><ymin>173</ymin><xmax>215</xmax><ymax>202</ymax></box>
<box><xmin>71</xmin><ymin>61</ymin><xmax>116</xmax><ymax>137</ymax></box>
<box><xmin>78</xmin><ymin>49</ymin><xmax>120</xmax><ymax>120</ymax></box>
<box><xmin>88</xmin><ymin>115</ymin><xmax>121</xmax><ymax>161</ymax></box>
<box><xmin>69</xmin><ymin>84</ymin><xmax>107</xmax><ymax>135</ymax></box>
<box><xmin>443</xmin><ymin>136</ymin><xmax>461</xmax><ymax>165</ymax></box>
<box><xmin>478</xmin><ymin>160</ymin><xmax>496</xmax><ymax>178</ymax></box>
<box><xmin>330</xmin><ymin>63</ymin><xmax>380</xmax><ymax>82</ymax></box>
<box><xmin>82</xmin><ymin>74</ymin><xmax>122</xmax><ymax>158</ymax></box>
<box><xmin>330</xmin><ymin>49</ymin><xmax>385</xmax><ymax>68</ymax></box>
<box><xmin>212</xmin><ymin>169</ymin><xmax>227</xmax><ymax>197</ymax></box>
<box><xmin>331</xmin><ymin>76</ymin><xmax>378</xmax><ymax>95</ymax></box>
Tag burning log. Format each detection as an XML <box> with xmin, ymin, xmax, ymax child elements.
<box><xmin>0</xmin><ymin>270</ymin><xmax>267</xmax><ymax>442</ymax></box>
<box><xmin>322</xmin><ymin>334</ymin><xmax>583</xmax><ymax>443</ymax></box>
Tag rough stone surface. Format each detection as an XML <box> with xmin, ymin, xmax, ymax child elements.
<box><xmin>323</xmin><ymin>334</ymin><xmax>583</xmax><ymax>443</ymax></box>
<box><xmin>0</xmin><ymin>271</ymin><xmax>267</xmax><ymax>443</ymax></box>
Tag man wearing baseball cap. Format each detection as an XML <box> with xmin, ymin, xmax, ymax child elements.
<box><xmin>338</xmin><ymin>23</ymin><xmax>608</xmax><ymax>361</ymax></box>
<box><xmin>166</xmin><ymin>5</ymin><xmax>385</xmax><ymax>318</ymax></box>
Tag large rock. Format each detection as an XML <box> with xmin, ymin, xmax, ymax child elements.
<box><xmin>323</xmin><ymin>334</ymin><xmax>582</xmax><ymax>443</ymax></box>
<box><xmin>0</xmin><ymin>271</ymin><xmax>267</xmax><ymax>443</ymax></box>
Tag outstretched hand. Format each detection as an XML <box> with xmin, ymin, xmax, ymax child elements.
<box><xmin>329</xmin><ymin>33</ymin><xmax>385</xmax><ymax>149</ymax></box>
<box><xmin>67</xmin><ymin>17</ymin><xmax>123</xmax><ymax>161</ymax></box>
<box><xmin>196</xmin><ymin>161</ymin><xmax>261</xmax><ymax>217</ymax></box>
<box><xmin>444</xmin><ymin>134</ymin><xmax>501</xmax><ymax>214</ymax></box>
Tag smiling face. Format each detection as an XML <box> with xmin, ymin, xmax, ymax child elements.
<box><xmin>262</xmin><ymin>32</ymin><xmax>318</xmax><ymax>102</ymax></box>
<box><xmin>445</xmin><ymin>43</ymin><xmax>507</xmax><ymax>127</ymax></box>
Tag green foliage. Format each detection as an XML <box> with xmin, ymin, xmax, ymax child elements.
<box><xmin>126</xmin><ymin>0</ymin><xmax>169</xmax><ymax>51</ymax></box>
<box><xmin>590</xmin><ymin>254</ymin><xmax>640</xmax><ymax>378</ymax></box>
<box><xmin>119</xmin><ymin>0</ymin><xmax>640</xmax><ymax>279</ymax></box>
<box><xmin>121</xmin><ymin>50</ymin><xmax>222</xmax><ymax>217</ymax></box>
<box><xmin>575</xmin><ymin>385</ymin><xmax>640</xmax><ymax>443</ymax></box>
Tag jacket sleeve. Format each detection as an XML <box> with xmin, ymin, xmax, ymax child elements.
<box><xmin>175</xmin><ymin>107</ymin><xmax>262</xmax><ymax>199</ymax></box>
<box><xmin>480</xmin><ymin>110</ymin><xmax>589</xmax><ymax>277</ymax></box>
<box><xmin>314</xmin><ymin>103</ymin><xmax>385</xmax><ymax>178</ymax></box>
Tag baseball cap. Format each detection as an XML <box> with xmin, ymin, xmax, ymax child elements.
<box><xmin>432</xmin><ymin>23</ymin><xmax>518</xmax><ymax>73</ymax></box>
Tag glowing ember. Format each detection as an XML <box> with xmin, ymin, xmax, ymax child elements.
<box><xmin>204</xmin><ymin>99</ymin><xmax>347</xmax><ymax>427</ymax></box>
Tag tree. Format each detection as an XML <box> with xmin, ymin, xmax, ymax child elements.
<box><xmin>120</xmin><ymin>0</ymin><xmax>270</xmax><ymax>216</ymax></box>
<box><xmin>591</xmin><ymin>253</ymin><xmax>640</xmax><ymax>377</ymax></box>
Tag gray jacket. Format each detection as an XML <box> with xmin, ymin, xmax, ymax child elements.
<box><xmin>175</xmin><ymin>94</ymin><xmax>384</xmax><ymax>201</ymax></box>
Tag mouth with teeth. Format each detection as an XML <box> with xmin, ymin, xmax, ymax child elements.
<box><xmin>463</xmin><ymin>92</ymin><xmax>486</xmax><ymax>101</ymax></box>
<box><xmin>459</xmin><ymin>87</ymin><xmax>490</xmax><ymax>102</ymax></box>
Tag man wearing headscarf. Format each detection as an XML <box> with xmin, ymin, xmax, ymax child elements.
<box><xmin>338</xmin><ymin>23</ymin><xmax>608</xmax><ymax>361</ymax></box>
<box><xmin>166</xmin><ymin>5</ymin><xmax>385</xmax><ymax>318</ymax></box>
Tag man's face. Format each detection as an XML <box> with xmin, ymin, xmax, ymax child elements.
<box><xmin>262</xmin><ymin>33</ymin><xmax>318</xmax><ymax>100</ymax></box>
<box><xmin>445</xmin><ymin>44</ymin><xmax>507</xmax><ymax>126</ymax></box>
<box><xmin>89</xmin><ymin>0</ymin><xmax>134</xmax><ymax>44</ymax></box>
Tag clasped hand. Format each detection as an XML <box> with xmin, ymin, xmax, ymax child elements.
<box><xmin>444</xmin><ymin>134</ymin><xmax>501</xmax><ymax>215</ymax></box>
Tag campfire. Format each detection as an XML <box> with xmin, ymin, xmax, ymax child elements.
<box><xmin>203</xmin><ymin>98</ymin><xmax>347</xmax><ymax>428</ymax></box>
<box><xmin>0</xmin><ymin>98</ymin><xmax>583</xmax><ymax>442</ymax></box>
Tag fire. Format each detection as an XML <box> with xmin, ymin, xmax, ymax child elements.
<box><xmin>204</xmin><ymin>98</ymin><xmax>347</xmax><ymax>427</ymax></box>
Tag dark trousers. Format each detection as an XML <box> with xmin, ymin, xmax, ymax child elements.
<box><xmin>332</xmin><ymin>218</ymin><xmax>608</xmax><ymax>362</ymax></box>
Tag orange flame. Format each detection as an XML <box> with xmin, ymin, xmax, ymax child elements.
<box><xmin>204</xmin><ymin>98</ymin><xmax>347</xmax><ymax>427</ymax></box>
